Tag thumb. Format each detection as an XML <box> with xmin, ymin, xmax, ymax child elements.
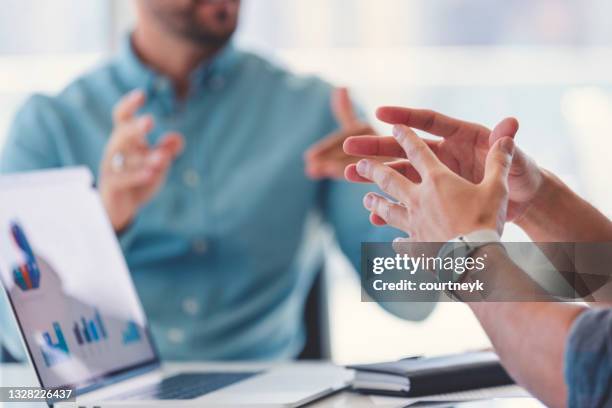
<box><xmin>489</xmin><ymin>117</ymin><xmax>519</xmax><ymax>146</ymax></box>
<box><xmin>331</xmin><ymin>87</ymin><xmax>359</xmax><ymax>129</ymax></box>
<box><xmin>484</xmin><ymin>137</ymin><xmax>515</xmax><ymax>185</ymax></box>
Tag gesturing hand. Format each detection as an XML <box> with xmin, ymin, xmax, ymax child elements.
<box><xmin>99</xmin><ymin>90</ymin><xmax>184</xmax><ymax>231</ymax></box>
<box><xmin>344</xmin><ymin>107</ymin><xmax>542</xmax><ymax>222</ymax></box>
<box><xmin>304</xmin><ymin>88</ymin><xmax>375</xmax><ymax>180</ymax></box>
<box><xmin>346</xmin><ymin>125</ymin><xmax>515</xmax><ymax>242</ymax></box>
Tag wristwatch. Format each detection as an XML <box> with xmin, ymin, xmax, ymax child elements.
<box><xmin>435</xmin><ymin>229</ymin><xmax>502</xmax><ymax>301</ymax></box>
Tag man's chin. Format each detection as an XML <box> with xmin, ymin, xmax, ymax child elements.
<box><xmin>183</xmin><ymin>29</ymin><xmax>236</xmax><ymax>49</ymax></box>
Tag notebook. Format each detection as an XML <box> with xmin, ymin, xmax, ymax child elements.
<box><xmin>349</xmin><ymin>351</ymin><xmax>514</xmax><ymax>397</ymax></box>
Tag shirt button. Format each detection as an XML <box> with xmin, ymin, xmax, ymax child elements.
<box><xmin>209</xmin><ymin>76</ymin><xmax>226</xmax><ymax>91</ymax></box>
<box><xmin>167</xmin><ymin>328</ymin><xmax>185</xmax><ymax>344</ymax></box>
<box><xmin>183</xmin><ymin>169</ymin><xmax>200</xmax><ymax>188</ymax></box>
<box><xmin>182</xmin><ymin>298</ymin><xmax>200</xmax><ymax>316</ymax></box>
<box><xmin>192</xmin><ymin>239</ymin><xmax>209</xmax><ymax>255</ymax></box>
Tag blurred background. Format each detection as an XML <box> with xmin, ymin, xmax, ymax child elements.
<box><xmin>1</xmin><ymin>0</ymin><xmax>612</xmax><ymax>365</ymax></box>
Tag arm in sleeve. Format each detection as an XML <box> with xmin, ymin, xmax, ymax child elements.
<box><xmin>0</xmin><ymin>94</ymin><xmax>64</xmax><ymax>173</ymax></box>
<box><xmin>564</xmin><ymin>308</ymin><xmax>612</xmax><ymax>408</ymax></box>
<box><xmin>0</xmin><ymin>94</ymin><xmax>64</xmax><ymax>361</ymax></box>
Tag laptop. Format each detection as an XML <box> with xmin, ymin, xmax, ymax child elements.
<box><xmin>0</xmin><ymin>168</ymin><xmax>351</xmax><ymax>407</ymax></box>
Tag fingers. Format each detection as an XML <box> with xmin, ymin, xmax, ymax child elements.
<box><xmin>331</xmin><ymin>87</ymin><xmax>359</xmax><ymax>129</ymax></box>
<box><xmin>370</xmin><ymin>212</ymin><xmax>387</xmax><ymax>226</ymax></box>
<box><xmin>392</xmin><ymin>125</ymin><xmax>442</xmax><ymax>177</ymax></box>
<box><xmin>392</xmin><ymin>237</ymin><xmax>412</xmax><ymax>256</ymax></box>
<box><xmin>484</xmin><ymin>137</ymin><xmax>515</xmax><ymax>186</ymax></box>
<box><xmin>345</xmin><ymin>160</ymin><xmax>421</xmax><ymax>184</ymax></box>
<box><xmin>111</xmin><ymin>115</ymin><xmax>154</xmax><ymax>150</ymax></box>
<box><xmin>157</xmin><ymin>132</ymin><xmax>185</xmax><ymax>159</ymax></box>
<box><xmin>489</xmin><ymin>117</ymin><xmax>519</xmax><ymax>145</ymax></box>
<box><xmin>113</xmin><ymin>89</ymin><xmax>146</xmax><ymax>125</ymax></box>
<box><xmin>111</xmin><ymin>167</ymin><xmax>156</xmax><ymax>190</ymax></box>
<box><xmin>377</xmin><ymin>106</ymin><xmax>489</xmax><ymax>139</ymax></box>
<box><xmin>355</xmin><ymin>159</ymin><xmax>414</xmax><ymax>202</ymax></box>
<box><xmin>304</xmin><ymin>124</ymin><xmax>374</xmax><ymax>180</ymax></box>
<box><xmin>343</xmin><ymin>135</ymin><xmax>440</xmax><ymax>159</ymax></box>
<box><xmin>108</xmin><ymin>145</ymin><xmax>175</xmax><ymax>190</ymax></box>
<box><xmin>305</xmin><ymin>124</ymin><xmax>372</xmax><ymax>160</ymax></box>
<box><xmin>104</xmin><ymin>130</ymin><xmax>183</xmax><ymax>185</ymax></box>
<box><xmin>344</xmin><ymin>135</ymin><xmax>406</xmax><ymax>158</ymax></box>
<box><xmin>385</xmin><ymin>160</ymin><xmax>422</xmax><ymax>183</ymax></box>
<box><xmin>345</xmin><ymin>163</ymin><xmax>368</xmax><ymax>182</ymax></box>
<box><xmin>363</xmin><ymin>192</ymin><xmax>410</xmax><ymax>231</ymax></box>
<box><xmin>137</xmin><ymin>132</ymin><xmax>184</xmax><ymax>174</ymax></box>
<box><xmin>305</xmin><ymin>133</ymin><xmax>345</xmax><ymax>160</ymax></box>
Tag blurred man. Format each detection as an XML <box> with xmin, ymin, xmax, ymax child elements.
<box><xmin>0</xmin><ymin>0</ymin><xmax>433</xmax><ymax>361</ymax></box>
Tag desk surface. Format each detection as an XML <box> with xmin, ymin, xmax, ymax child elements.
<box><xmin>0</xmin><ymin>361</ymin><xmax>543</xmax><ymax>408</ymax></box>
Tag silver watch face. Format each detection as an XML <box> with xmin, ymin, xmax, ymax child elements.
<box><xmin>436</xmin><ymin>240</ymin><xmax>472</xmax><ymax>283</ymax></box>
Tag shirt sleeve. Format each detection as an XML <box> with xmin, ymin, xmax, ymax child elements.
<box><xmin>564</xmin><ymin>308</ymin><xmax>612</xmax><ymax>408</ymax></box>
<box><xmin>0</xmin><ymin>94</ymin><xmax>63</xmax><ymax>173</ymax></box>
<box><xmin>0</xmin><ymin>94</ymin><xmax>64</xmax><ymax>362</ymax></box>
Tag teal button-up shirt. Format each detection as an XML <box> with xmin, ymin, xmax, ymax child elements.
<box><xmin>0</xmin><ymin>39</ymin><xmax>434</xmax><ymax>361</ymax></box>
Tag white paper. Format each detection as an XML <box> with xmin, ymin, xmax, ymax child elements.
<box><xmin>369</xmin><ymin>385</ymin><xmax>531</xmax><ymax>407</ymax></box>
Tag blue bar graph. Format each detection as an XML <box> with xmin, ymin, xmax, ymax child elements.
<box><xmin>10</xmin><ymin>222</ymin><xmax>41</xmax><ymax>291</ymax></box>
<box><xmin>40</xmin><ymin>322</ymin><xmax>70</xmax><ymax>367</ymax></box>
<box><xmin>73</xmin><ymin>309</ymin><xmax>108</xmax><ymax>345</ymax></box>
<box><xmin>122</xmin><ymin>321</ymin><xmax>141</xmax><ymax>345</ymax></box>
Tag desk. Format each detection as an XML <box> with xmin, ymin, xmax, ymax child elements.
<box><xmin>0</xmin><ymin>362</ymin><xmax>543</xmax><ymax>407</ymax></box>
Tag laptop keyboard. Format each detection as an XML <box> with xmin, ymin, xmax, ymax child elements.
<box><xmin>115</xmin><ymin>372</ymin><xmax>259</xmax><ymax>400</ymax></box>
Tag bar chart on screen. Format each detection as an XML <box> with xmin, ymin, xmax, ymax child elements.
<box><xmin>122</xmin><ymin>320</ymin><xmax>142</xmax><ymax>345</ymax></box>
<box><xmin>72</xmin><ymin>308</ymin><xmax>108</xmax><ymax>346</ymax></box>
<box><xmin>39</xmin><ymin>322</ymin><xmax>70</xmax><ymax>367</ymax></box>
<box><xmin>10</xmin><ymin>222</ymin><xmax>41</xmax><ymax>291</ymax></box>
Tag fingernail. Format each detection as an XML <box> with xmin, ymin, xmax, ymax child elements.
<box><xmin>356</xmin><ymin>159</ymin><xmax>369</xmax><ymax>175</ymax></box>
<box><xmin>500</xmin><ymin>137</ymin><xmax>515</xmax><ymax>155</ymax></box>
<box><xmin>392</xmin><ymin>125</ymin><xmax>405</xmax><ymax>139</ymax></box>
<box><xmin>364</xmin><ymin>194</ymin><xmax>375</xmax><ymax>209</ymax></box>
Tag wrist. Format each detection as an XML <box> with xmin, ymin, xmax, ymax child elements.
<box><xmin>513</xmin><ymin>169</ymin><xmax>562</xmax><ymax>231</ymax></box>
<box><xmin>436</xmin><ymin>230</ymin><xmax>503</xmax><ymax>301</ymax></box>
<box><xmin>460</xmin><ymin>243</ymin><xmax>510</xmax><ymax>302</ymax></box>
<box><xmin>100</xmin><ymin>190</ymin><xmax>134</xmax><ymax>232</ymax></box>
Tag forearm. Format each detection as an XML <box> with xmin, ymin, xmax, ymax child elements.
<box><xmin>513</xmin><ymin>170</ymin><xmax>612</xmax><ymax>300</ymax></box>
<box><xmin>465</xmin><ymin>245</ymin><xmax>586</xmax><ymax>408</ymax></box>
<box><xmin>515</xmin><ymin>169</ymin><xmax>612</xmax><ymax>242</ymax></box>
<box><xmin>470</xmin><ymin>301</ymin><xmax>584</xmax><ymax>408</ymax></box>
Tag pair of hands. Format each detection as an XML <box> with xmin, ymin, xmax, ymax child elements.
<box><xmin>99</xmin><ymin>88</ymin><xmax>366</xmax><ymax>231</ymax></box>
<box><xmin>343</xmin><ymin>107</ymin><xmax>544</xmax><ymax>242</ymax></box>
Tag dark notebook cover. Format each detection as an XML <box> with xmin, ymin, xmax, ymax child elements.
<box><xmin>348</xmin><ymin>351</ymin><xmax>514</xmax><ymax>397</ymax></box>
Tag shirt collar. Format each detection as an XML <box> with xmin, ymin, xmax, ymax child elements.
<box><xmin>115</xmin><ymin>34</ymin><xmax>241</xmax><ymax>96</ymax></box>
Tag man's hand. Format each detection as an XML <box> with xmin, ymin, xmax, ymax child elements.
<box><xmin>304</xmin><ymin>88</ymin><xmax>375</xmax><ymax>180</ymax></box>
<box><xmin>99</xmin><ymin>90</ymin><xmax>184</xmax><ymax>232</ymax></box>
<box><xmin>344</xmin><ymin>107</ymin><xmax>542</xmax><ymax>222</ymax></box>
<box><xmin>348</xmin><ymin>125</ymin><xmax>515</xmax><ymax>242</ymax></box>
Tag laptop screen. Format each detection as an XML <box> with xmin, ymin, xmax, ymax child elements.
<box><xmin>0</xmin><ymin>168</ymin><xmax>159</xmax><ymax>391</ymax></box>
